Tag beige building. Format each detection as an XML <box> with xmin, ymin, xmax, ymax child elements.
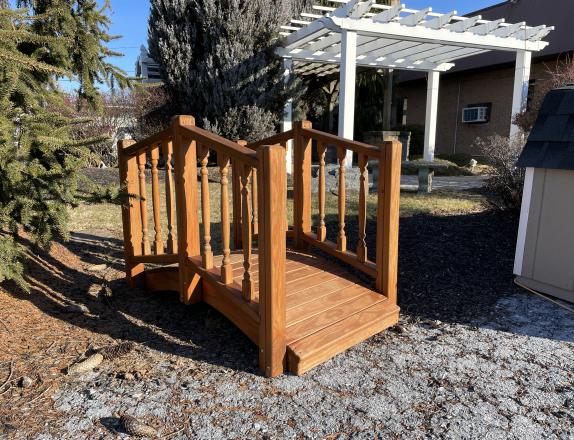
<box><xmin>395</xmin><ymin>0</ymin><xmax>572</xmax><ymax>157</ymax></box>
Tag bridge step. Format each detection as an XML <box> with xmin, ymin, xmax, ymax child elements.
<box><xmin>286</xmin><ymin>297</ymin><xmax>399</xmax><ymax>375</ymax></box>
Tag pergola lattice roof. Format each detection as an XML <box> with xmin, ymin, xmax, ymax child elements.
<box><xmin>278</xmin><ymin>0</ymin><xmax>553</xmax><ymax>76</ymax></box>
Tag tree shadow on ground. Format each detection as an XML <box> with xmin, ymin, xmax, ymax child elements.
<box><xmin>4</xmin><ymin>232</ymin><xmax>259</xmax><ymax>374</ymax></box>
<box><xmin>3</xmin><ymin>207</ymin><xmax>571</xmax><ymax>377</ymax></box>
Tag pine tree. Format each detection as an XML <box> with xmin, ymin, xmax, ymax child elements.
<box><xmin>148</xmin><ymin>0</ymin><xmax>305</xmax><ymax>142</ymax></box>
<box><xmin>0</xmin><ymin>1</ymin><xmax>127</xmax><ymax>288</ymax></box>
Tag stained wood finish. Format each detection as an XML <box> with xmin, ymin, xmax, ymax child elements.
<box><xmin>136</xmin><ymin>150</ymin><xmax>152</xmax><ymax>255</ymax></box>
<box><xmin>357</xmin><ymin>153</ymin><xmax>368</xmax><ymax>263</ymax></box>
<box><xmin>163</xmin><ymin>140</ymin><xmax>177</xmax><ymax>254</ymax></box>
<box><xmin>376</xmin><ymin>140</ymin><xmax>402</xmax><ymax>304</ymax></box>
<box><xmin>257</xmin><ymin>145</ymin><xmax>287</xmax><ymax>377</ymax></box>
<box><xmin>219</xmin><ymin>154</ymin><xmax>233</xmax><ymax>285</ymax></box>
<box><xmin>232</xmin><ymin>140</ymin><xmax>247</xmax><ymax>249</ymax></box>
<box><xmin>317</xmin><ymin>141</ymin><xmax>327</xmax><ymax>242</ymax></box>
<box><xmin>118</xmin><ymin>140</ymin><xmax>144</xmax><ymax>286</ymax></box>
<box><xmin>118</xmin><ymin>119</ymin><xmax>403</xmax><ymax>377</ymax></box>
<box><xmin>241</xmin><ymin>166</ymin><xmax>254</xmax><ymax>301</ymax></box>
<box><xmin>337</xmin><ymin>146</ymin><xmax>347</xmax><ymax>252</ymax></box>
<box><xmin>293</xmin><ymin>121</ymin><xmax>312</xmax><ymax>248</ymax></box>
<box><xmin>199</xmin><ymin>146</ymin><xmax>213</xmax><ymax>269</ymax></box>
<box><xmin>251</xmin><ymin>167</ymin><xmax>258</xmax><ymax>236</ymax></box>
<box><xmin>150</xmin><ymin>145</ymin><xmax>164</xmax><ymax>255</ymax></box>
<box><xmin>173</xmin><ymin>115</ymin><xmax>201</xmax><ymax>304</ymax></box>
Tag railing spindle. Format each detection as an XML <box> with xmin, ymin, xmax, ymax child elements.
<box><xmin>136</xmin><ymin>150</ymin><xmax>152</xmax><ymax>255</ymax></box>
<box><xmin>337</xmin><ymin>146</ymin><xmax>347</xmax><ymax>252</ymax></box>
<box><xmin>317</xmin><ymin>141</ymin><xmax>327</xmax><ymax>242</ymax></box>
<box><xmin>163</xmin><ymin>140</ymin><xmax>177</xmax><ymax>254</ymax></box>
<box><xmin>199</xmin><ymin>146</ymin><xmax>213</xmax><ymax>269</ymax></box>
<box><xmin>150</xmin><ymin>144</ymin><xmax>164</xmax><ymax>255</ymax></box>
<box><xmin>219</xmin><ymin>154</ymin><xmax>233</xmax><ymax>284</ymax></box>
<box><xmin>251</xmin><ymin>168</ymin><xmax>258</xmax><ymax>236</ymax></box>
<box><xmin>241</xmin><ymin>166</ymin><xmax>254</xmax><ymax>301</ymax></box>
<box><xmin>357</xmin><ymin>153</ymin><xmax>368</xmax><ymax>262</ymax></box>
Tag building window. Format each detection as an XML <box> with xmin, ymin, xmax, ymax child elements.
<box><xmin>462</xmin><ymin>103</ymin><xmax>491</xmax><ymax>124</ymax></box>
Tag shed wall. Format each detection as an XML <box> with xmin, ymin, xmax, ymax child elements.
<box><xmin>517</xmin><ymin>168</ymin><xmax>574</xmax><ymax>303</ymax></box>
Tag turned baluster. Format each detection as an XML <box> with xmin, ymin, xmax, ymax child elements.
<box><xmin>357</xmin><ymin>153</ymin><xmax>368</xmax><ymax>262</ymax></box>
<box><xmin>219</xmin><ymin>154</ymin><xmax>233</xmax><ymax>284</ymax></box>
<box><xmin>337</xmin><ymin>146</ymin><xmax>347</xmax><ymax>252</ymax></box>
<box><xmin>241</xmin><ymin>166</ymin><xmax>254</xmax><ymax>301</ymax></box>
<box><xmin>136</xmin><ymin>150</ymin><xmax>151</xmax><ymax>255</ymax></box>
<box><xmin>150</xmin><ymin>144</ymin><xmax>164</xmax><ymax>255</ymax></box>
<box><xmin>199</xmin><ymin>146</ymin><xmax>213</xmax><ymax>269</ymax></box>
<box><xmin>251</xmin><ymin>167</ymin><xmax>258</xmax><ymax>236</ymax></box>
<box><xmin>163</xmin><ymin>140</ymin><xmax>177</xmax><ymax>254</ymax></box>
<box><xmin>317</xmin><ymin>141</ymin><xmax>327</xmax><ymax>242</ymax></box>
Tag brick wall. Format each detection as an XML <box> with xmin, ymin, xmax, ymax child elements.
<box><xmin>396</xmin><ymin>62</ymin><xmax>551</xmax><ymax>157</ymax></box>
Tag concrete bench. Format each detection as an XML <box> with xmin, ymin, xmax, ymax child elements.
<box><xmin>402</xmin><ymin>160</ymin><xmax>449</xmax><ymax>193</ymax></box>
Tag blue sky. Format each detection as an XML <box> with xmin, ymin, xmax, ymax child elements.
<box><xmin>60</xmin><ymin>0</ymin><xmax>505</xmax><ymax>93</ymax></box>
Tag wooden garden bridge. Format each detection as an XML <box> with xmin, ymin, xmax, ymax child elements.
<box><xmin>118</xmin><ymin>116</ymin><xmax>401</xmax><ymax>377</ymax></box>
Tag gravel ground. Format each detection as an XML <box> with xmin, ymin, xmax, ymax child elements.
<box><xmin>1</xmin><ymin>172</ymin><xmax>572</xmax><ymax>439</ymax></box>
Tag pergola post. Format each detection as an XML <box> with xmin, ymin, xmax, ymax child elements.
<box><xmin>423</xmin><ymin>70</ymin><xmax>440</xmax><ymax>162</ymax></box>
<box><xmin>338</xmin><ymin>29</ymin><xmax>357</xmax><ymax>168</ymax></box>
<box><xmin>510</xmin><ymin>50</ymin><xmax>532</xmax><ymax>138</ymax></box>
<box><xmin>283</xmin><ymin>58</ymin><xmax>294</xmax><ymax>174</ymax></box>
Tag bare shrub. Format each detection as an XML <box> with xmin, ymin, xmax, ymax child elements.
<box><xmin>514</xmin><ymin>56</ymin><xmax>574</xmax><ymax>133</ymax></box>
<box><xmin>474</xmin><ymin>134</ymin><xmax>526</xmax><ymax>213</ymax></box>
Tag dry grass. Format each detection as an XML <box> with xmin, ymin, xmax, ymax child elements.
<box><xmin>69</xmin><ymin>177</ymin><xmax>486</xmax><ymax>245</ymax></box>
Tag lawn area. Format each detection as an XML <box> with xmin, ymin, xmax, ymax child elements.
<box><xmin>70</xmin><ymin>169</ymin><xmax>486</xmax><ymax>242</ymax></box>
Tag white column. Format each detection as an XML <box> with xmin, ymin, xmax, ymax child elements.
<box><xmin>338</xmin><ymin>29</ymin><xmax>357</xmax><ymax>168</ymax></box>
<box><xmin>423</xmin><ymin>70</ymin><xmax>440</xmax><ymax>162</ymax></box>
<box><xmin>510</xmin><ymin>50</ymin><xmax>532</xmax><ymax>138</ymax></box>
<box><xmin>283</xmin><ymin>58</ymin><xmax>294</xmax><ymax>174</ymax></box>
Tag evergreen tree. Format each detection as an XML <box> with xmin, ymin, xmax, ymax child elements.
<box><xmin>148</xmin><ymin>0</ymin><xmax>305</xmax><ymax>142</ymax></box>
<box><xmin>0</xmin><ymin>1</ymin><xmax>127</xmax><ymax>288</ymax></box>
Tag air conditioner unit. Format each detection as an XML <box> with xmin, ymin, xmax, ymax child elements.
<box><xmin>462</xmin><ymin>106</ymin><xmax>489</xmax><ymax>123</ymax></box>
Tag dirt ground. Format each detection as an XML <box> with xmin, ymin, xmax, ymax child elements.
<box><xmin>0</xmin><ymin>173</ymin><xmax>573</xmax><ymax>439</ymax></box>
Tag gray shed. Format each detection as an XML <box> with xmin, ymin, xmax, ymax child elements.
<box><xmin>514</xmin><ymin>85</ymin><xmax>574</xmax><ymax>303</ymax></box>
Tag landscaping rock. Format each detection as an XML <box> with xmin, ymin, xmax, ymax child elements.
<box><xmin>17</xmin><ymin>376</ymin><xmax>33</xmax><ymax>388</ymax></box>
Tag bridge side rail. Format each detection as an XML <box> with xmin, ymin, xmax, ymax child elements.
<box><xmin>250</xmin><ymin>122</ymin><xmax>402</xmax><ymax>304</ymax></box>
<box><xmin>118</xmin><ymin>115</ymin><xmax>287</xmax><ymax>377</ymax></box>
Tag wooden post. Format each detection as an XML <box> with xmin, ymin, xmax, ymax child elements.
<box><xmin>219</xmin><ymin>154</ymin><xmax>233</xmax><ymax>285</ymax></box>
<box><xmin>376</xmin><ymin>140</ymin><xmax>402</xmax><ymax>304</ymax></box>
<box><xmin>150</xmin><ymin>144</ymin><xmax>164</xmax><ymax>255</ymax></box>
<box><xmin>317</xmin><ymin>141</ymin><xmax>327</xmax><ymax>242</ymax></box>
<box><xmin>357</xmin><ymin>153</ymin><xmax>368</xmax><ymax>262</ymax></box>
<box><xmin>136</xmin><ymin>150</ymin><xmax>152</xmax><ymax>255</ymax></box>
<box><xmin>241</xmin><ymin>166</ymin><xmax>254</xmax><ymax>301</ymax></box>
<box><xmin>232</xmin><ymin>140</ymin><xmax>247</xmax><ymax>249</ymax></box>
<box><xmin>173</xmin><ymin>115</ymin><xmax>202</xmax><ymax>304</ymax></box>
<box><xmin>118</xmin><ymin>140</ymin><xmax>144</xmax><ymax>287</ymax></box>
<box><xmin>337</xmin><ymin>146</ymin><xmax>347</xmax><ymax>252</ymax></box>
<box><xmin>199</xmin><ymin>146</ymin><xmax>213</xmax><ymax>269</ymax></box>
<box><xmin>257</xmin><ymin>145</ymin><xmax>287</xmax><ymax>377</ymax></box>
<box><xmin>292</xmin><ymin>121</ymin><xmax>312</xmax><ymax>248</ymax></box>
<box><xmin>164</xmin><ymin>140</ymin><xmax>177</xmax><ymax>254</ymax></box>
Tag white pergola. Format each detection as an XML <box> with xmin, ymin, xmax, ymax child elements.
<box><xmin>278</xmin><ymin>0</ymin><xmax>553</xmax><ymax>170</ymax></box>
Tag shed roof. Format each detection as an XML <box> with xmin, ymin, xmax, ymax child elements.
<box><xmin>517</xmin><ymin>85</ymin><xmax>574</xmax><ymax>171</ymax></box>
<box><xmin>278</xmin><ymin>0</ymin><xmax>552</xmax><ymax>77</ymax></box>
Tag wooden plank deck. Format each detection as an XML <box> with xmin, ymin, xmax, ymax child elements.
<box><xmin>207</xmin><ymin>247</ymin><xmax>399</xmax><ymax>374</ymax></box>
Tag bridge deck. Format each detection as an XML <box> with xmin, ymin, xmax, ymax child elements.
<box><xmin>185</xmin><ymin>248</ymin><xmax>399</xmax><ymax>374</ymax></box>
